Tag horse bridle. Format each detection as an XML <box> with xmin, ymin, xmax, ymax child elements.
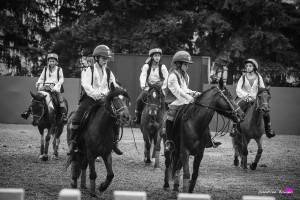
<box><xmin>256</xmin><ymin>92</ymin><xmax>270</xmax><ymax>111</ymax></box>
<box><xmin>31</xmin><ymin>99</ymin><xmax>47</xmax><ymax>122</ymax></box>
<box><xmin>110</xmin><ymin>96</ymin><xmax>130</xmax><ymax>125</ymax></box>
<box><xmin>143</xmin><ymin>89</ymin><xmax>162</xmax><ymax>108</ymax></box>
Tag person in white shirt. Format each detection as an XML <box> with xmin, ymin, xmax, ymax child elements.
<box><xmin>230</xmin><ymin>58</ymin><xmax>275</xmax><ymax>138</ymax></box>
<box><xmin>21</xmin><ymin>53</ymin><xmax>68</xmax><ymax>123</ymax></box>
<box><xmin>132</xmin><ymin>48</ymin><xmax>169</xmax><ymax>124</ymax></box>
<box><xmin>164</xmin><ymin>51</ymin><xmax>221</xmax><ymax>152</ymax></box>
<box><xmin>67</xmin><ymin>45</ymin><xmax>123</xmax><ymax>156</ymax></box>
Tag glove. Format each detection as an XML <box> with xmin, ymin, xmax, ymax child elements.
<box><xmin>52</xmin><ymin>85</ymin><xmax>60</xmax><ymax>93</ymax></box>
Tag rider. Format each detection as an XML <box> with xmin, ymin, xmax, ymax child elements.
<box><xmin>132</xmin><ymin>48</ymin><xmax>169</xmax><ymax>124</ymax></box>
<box><xmin>164</xmin><ymin>51</ymin><xmax>221</xmax><ymax>152</ymax></box>
<box><xmin>67</xmin><ymin>45</ymin><xmax>123</xmax><ymax>156</ymax></box>
<box><xmin>230</xmin><ymin>58</ymin><xmax>276</xmax><ymax>138</ymax></box>
<box><xmin>21</xmin><ymin>53</ymin><xmax>68</xmax><ymax>124</ymax></box>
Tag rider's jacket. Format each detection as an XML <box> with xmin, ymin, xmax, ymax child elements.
<box><xmin>139</xmin><ymin>63</ymin><xmax>168</xmax><ymax>91</ymax></box>
<box><xmin>81</xmin><ymin>62</ymin><xmax>119</xmax><ymax>100</ymax></box>
<box><xmin>236</xmin><ymin>74</ymin><xmax>265</xmax><ymax>100</ymax></box>
<box><xmin>36</xmin><ymin>65</ymin><xmax>64</xmax><ymax>92</ymax></box>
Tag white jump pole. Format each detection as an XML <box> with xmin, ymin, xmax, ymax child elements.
<box><xmin>114</xmin><ymin>191</ymin><xmax>147</xmax><ymax>200</ymax></box>
<box><xmin>178</xmin><ymin>193</ymin><xmax>211</xmax><ymax>200</ymax></box>
<box><xmin>58</xmin><ymin>189</ymin><xmax>81</xmax><ymax>200</ymax></box>
<box><xmin>242</xmin><ymin>196</ymin><xmax>276</xmax><ymax>200</ymax></box>
<box><xmin>0</xmin><ymin>188</ymin><xmax>24</xmax><ymax>200</ymax></box>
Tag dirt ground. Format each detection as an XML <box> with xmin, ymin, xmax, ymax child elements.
<box><xmin>0</xmin><ymin>123</ymin><xmax>299</xmax><ymax>200</ymax></box>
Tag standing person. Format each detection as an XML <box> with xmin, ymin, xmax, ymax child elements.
<box><xmin>230</xmin><ymin>58</ymin><xmax>275</xmax><ymax>138</ymax></box>
<box><xmin>132</xmin><ymin>48</ymin><xmax>169</xmax><ymax>124</ymax></box>
<box><xmin>21</xmin><ymin>53</ymin><xmax>68</xmax><ymax>124</ymax></box>
<box><xmin>67</xmin><ymin>45</ymin><xmax>123</xmax><ymax>156</ymax></box>
<box><xmin>164</xmin><ymin>51</ymin><xmax>220</xmax><ymax>152</ymax></box>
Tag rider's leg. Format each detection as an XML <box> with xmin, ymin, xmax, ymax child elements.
<box><xmin>57</xmin><ymin>93</ymin><xmax>68</xmax><ymax>124</ymax></box>
<box><xmin>230</xmin><ymin>99</ymin><xmax>247</xmax><ymax>137</ymax></box>
<box><xmin>263</xmin><ymin>113</ymin><xmax>275</xmax><ymax>138</ymax></box>
<box><xmin>67</xmin><ymin>96</ymin><xmax>95</xmax><ymax>155</ymax></box>
<box><xmin>206</xmin><ymin>128</ymin><xmax>221</xmax><ymax>148</ymax></box>
<box><xmin>133</xmin><ymin>90</ymin><xmax>147</xmax><ymax>125</ymax></box>
<box><xmin>112</xmin><ymin>125</ymin><xmax>123</xmax><ymax>155</ymax></box>
<box><xmin>164</xmin><ymin>107</ymin><xmax>178</xmax><ymax>152</ymax></box>
<box><xmin>21</xmin><ymin>106</ymin><xmax>31</xmax><ymax>120</ymax></box>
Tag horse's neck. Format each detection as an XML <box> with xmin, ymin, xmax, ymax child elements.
<box><xmin>246</xmin><ymin>101</ymin><xmax>264</xmax><ymax>126</ymax></box>
<box><xmin>189</xmin><ymin>103</ymin><xmax>215</xmax><ymax>133</ymax></box>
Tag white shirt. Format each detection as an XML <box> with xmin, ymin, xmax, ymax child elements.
<box><xmin>168</xmin><ymin>70</ymin><xmax>195</xmax><ymax>106</ymax></box>
<box><xmin>139</xmin><ymin>63</ymin><xmax>168</xmax><ymax>90</ymax></box>
<box><xmin>36</xmin><ymin>65</ymin><xmax>64</xmax><ymax>92</ymax></box>
<box><xmin>81</xmin><ymin>63</ymin><xmax>118</xmax><ymax>100</ymax></box>
<box><xmin>236</xmin><ymin>74</ymin><xmax>265</xmax><ymax>99</ymax></box>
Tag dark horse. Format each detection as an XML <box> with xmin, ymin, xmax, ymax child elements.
<box><xmin>232</xmin><ymin>87</ymin><xmax>271</xmax><ymax>170</ymax></box>
<box><xmin>66</xmin><ymin>86</ymin><xmax>131</xmax><ymax>198</ymax></box>
<box><xmin>140</xmin><ymin>83</ymin><xmax>166</xmax><ymax>168</ymax></box>
<box><xmin>164</xmin><ymin>79</ymin><xmax>245</xmax><ymax>193</ymax></box>
<box><xmin>29</xmin><ymin>91</ymin><xmax>68</xmax><ymax>161</ymax></box>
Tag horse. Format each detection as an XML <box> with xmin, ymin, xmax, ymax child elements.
<box><xmin>66</xmin><ymin>86</ymin><xmax>131</xmax><ymax>199</ymax></box>
<box><xmin>140</xmin><ymin>83</ymin><xmax>166</xmax><ymax>168</ymax></box>
<box><xmin>163</xmin><ymin>79</ymin><xmax>245</xmax><ymax>193</ymax></box>
<box><xmin>232</xmin><ymin>87</ymin><xmax>271</xmax><ymax>170</ymax></box>
<box><xmin>29</xmin><ymin>91</ymin><xmax>68</xmax><ymax>161</ymax></box>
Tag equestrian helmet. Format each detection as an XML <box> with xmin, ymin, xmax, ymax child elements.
<box><xmin>92</xmin><ymin>45</ymin><xmax>112</xmax><ymax>58</ymax></box>
<box><xmin>245</xmin><ymin>58</ymin><xmax>258</xmax><ymax>70</ymax></box>
<box><xmin>149</xmin><ymin>48</ymin><xmax>162</xmax><ymax>57</ymax></box>
<box><xmin>172</xmin><ymin>51</ymin><xmax>193</xmax><ymax>64</ymax></box>
<box><xmin>47</xmin><ymin>53</ymin><xmax>58</xmax><ymax>61</ymax></box>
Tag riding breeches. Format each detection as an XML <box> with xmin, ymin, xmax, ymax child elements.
<box><xmin>135</xmin><ymin>90</ymin><xmax>148</xmax><ymax>113</ymax></box>
<box><xmin>236</xmin><ymin>97</ymin><xmax>254</xmax><ymax>112</ymax></box>
<box><xmin>72</xmin><ymin>96</ymin><xmax>95</xmax><ymax>127</ymax></box>
<box><xmin>166</xmin><ymin>105</ymin><xmax>181</xmax><ymax>121</ymax></box>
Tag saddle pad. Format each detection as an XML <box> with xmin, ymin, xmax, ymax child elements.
<box><xmin>39</xmin><ymin>91</ymin><xmax>54</xmax><ymax>111</ymax></box>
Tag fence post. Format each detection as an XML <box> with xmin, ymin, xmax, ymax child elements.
<box><xmin>58</xmin><ymin>189</ymin><xmax>81</xmax><ymax>200</ymax></box>
<box><xmin>114</xmin><ymin>191</ymin><xmax>146</xmax><ymax>200</ymax></box>
<box><xmin>177</xmin><ymin>193</ymin><xmax>211</xmax><ymax>200</ymax></box>
<box><xmin>0</xmin><ymin>188</ymin><xmax>24</xmax><ymax>200</ymax></box>
<box><xmin>242</xmin><ymin>196</ymin><xmax>275</xmax><ymax>200</ymax></box>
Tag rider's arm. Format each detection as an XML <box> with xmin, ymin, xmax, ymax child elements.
<box><xmin>236</xmin><ymin>76</ymin><xmax>249</xmax><ymax>99</ymax></box>
<box><xmin>161</xmin><ymin>64</ymin><xmax>169</xmax><ymax>90</ymax></box>
<box><xmin>139</xmin><ymin>64</ymin><xmax>149</xmax><ymax>90</ymax></box>
<box><xmin>168</xmin><ymin>73</ymin><xmax>194</xmax><ymax>104</ymax></box>
<box><xmin>81</xmin><ymin>67</ymin><xmax>98</xmax><ymax>100</ymax></box>
<box><xmin>53</xmin><ymin>67</ymin><xmax>64</xmax><ymax>92</ymax></box>
<box><xmin>36</xmin><ymin>67</ymin><xmax>46</xmax><ymax>90</ymax></box>
<box><xmin>258</xmin><ymin>74</ymin><xmax>266</xmax><ymax>88</ymax></box>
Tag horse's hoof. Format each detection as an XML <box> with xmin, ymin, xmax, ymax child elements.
<box><xmin>163</xmin><ymin>183</ymin><xmax>170</xmax><ymax>189</ymax></box>
<box><xmin>173</xmin><ymin>187</ymin><xmax>179</xmax><ymax>192</ymax></box>
<box><xmin>71</xmin><ymin>181</ymin><xmax>77</xmax><ymax>189</ymax></box>
<box><xmin>99</xmin><ymin>182</ymin><xmax>108</xmax><ymax>192</ymax></box>
<box><xmin>250</xmin><ymin>163</ymin><xmax>257</xmax><ymax>170</ymax></box>
<box><xmin>154</xmin><ymin>167</ymin><xmax>161</xmax><ymax>172</ymax></box>
<box><xmin>42</xmin><ymin>156</ymin><xmax>48</xmax><ymax>161</ymax></box>
<box><xmin>81</xmin><ymin>185</ymin><xmax>88</xmax><ymax>189</ymax></box>
<box><xmin>144</xmin><ymin>159</ymin><xmax>152</xmax><ymax>164</ymax></box>
<box><xmin>234</xmin><ymin>159</ymin><xmax>239</xmax><ymax>166</ymax></box>
<box><xmin>90</xmin><ymin>193</ymin><xmax>98</xmax><ymax>200</ymax></box>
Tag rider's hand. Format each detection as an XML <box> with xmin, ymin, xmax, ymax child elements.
<box><xmin>52</xmin><ymin>85</ymin><xmax>60</xmax><ymax>93</ymax></box>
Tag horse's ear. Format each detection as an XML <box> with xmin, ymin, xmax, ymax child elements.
<box><xmin>218</xmin><ymin>78</ymin><xmax>224</xmax><ymax>89</ymax></box>
<box><xmin>266</xmin><ymin>85</ymin><xmax>271</xmax><ymax>91</ymax></box>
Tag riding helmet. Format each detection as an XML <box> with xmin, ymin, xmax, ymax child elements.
<box><xmin>92</xmin><ymin>45</ymin><xmax>112</xmax><ymax>58</ymax></box>
<box><xmin>172</xmin><ymin>51</ymin><xmax>193</xmax><ymax>64</ymax></box>
<box><xmin>149</xmin><ymin>48</ymin><xmax>162</xmax><ymax>57</ymax></box>
<box><xmin>47</xmin><ymin>53</ymin><xmax>58</xmax><ymax>61</ymax></box>
<box><xmin>245</xmin><ymin>58</ymin><xmax>258</xmax><ymax>70</ymax></box>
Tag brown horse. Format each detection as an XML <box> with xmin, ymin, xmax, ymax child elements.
<box><xmin>29</xmin><ymin>91</ymin><xmax>68</xmax><ymax>161</ymax></box>
<box><xmin>232</xmin><ymin>87</ymin><xmax>271</xmax><ymax>170</ymax></box>
<box><xmin>140</xmin><ymin>84</ymin><xmax>166</xmax><ymax>168</ymax></box>
<box><xmin>164</xmin><ymin>79</ymin><xmax>245</xmax><ymax>193</ymax></box>
<box><xmin>66</xmin><ymin>86</ymin><xmax>131</xmax><ymax>199</ymax></box>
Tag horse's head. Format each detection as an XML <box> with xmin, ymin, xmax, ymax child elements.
<box><xmin>256</xmin><ymin>86</ymin><xmax>271</xmax><ymax>116</ymax></box>
<box><xmin>105</xmin><ymin>87</ymin><xmax>131</xmax><ymax>126</ymax></box>
<box><xmin>145</xmin><ymin>84</ymin><xmax>163</xmax><ymax>120</ymax></box>
<box><xmin>30</xmin><ymin>91</ymin><xmax>47</xmax><ymax>126</ymax></box>
<box><xmin>212</xmin><ymin>79</ymin><xmax>245</xmax><ymax>123</ymax></box>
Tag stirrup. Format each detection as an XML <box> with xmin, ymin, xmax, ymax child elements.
<box><xmin>67</xmin><ymin>140</ymin><xmax>77</xmax><ymax>155</ymax></box>
<box><xmin>230</xmin><ymin>128</ymin><xmax>237</xmax><ymax>137</ymax></box>
<box><xmin>21</xmin><ymin>112</ymin><xmax>30</xmax><ymax>120</ymax></box>
<box><xmin>164</xmin><ymin>140</ymin><xmax>175</xmax><ymax>152</ymax></box>
<box><xmin>266</xmin><ymin>129</ymin><xmax>275</xmax><ymax>138</ymax></box>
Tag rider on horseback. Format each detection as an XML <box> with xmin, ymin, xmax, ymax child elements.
<box><xmin>21</xmin><ymin>53</ymin><xmax>68</xmax><ymax>124</ymax></box>
<box><xmin>132</xmin><ymin>48</ymin><xmax>169</xmax><ymax>125</ymax></box>
<box><xmin>230</xmin><ymin>58</ymin><xmax>276</xmax><ymax>138</ymax></box>
<box><xmin>67</xmin><ymin>45</ymin><xmax>123</xmax><ymax>156</ymax></box>
<box><xmin>164</xmin><ymin>51</ymin><xmax>221</xmax><ymax>152</ymax></box>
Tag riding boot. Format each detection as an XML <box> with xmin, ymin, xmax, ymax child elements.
<box><xmin>113</xmin><ymin>127</ymin><xmax>123</xmax><ymax>155</ymax></box>
<box><xmin>60</xmin><ymin>107</ymin><xmax>68</xmax><ymax>124</ymax></box>
<box><xmin>164</xmin><ymin>120</ymin><xmax>174</xmax><ymax>152</ymax></box>
<box><xmin>230</xmin><ymin>123</ymin><xmax>238</xmax><ymax>137</ymax></box>
<box><xmin>264</xmin><ymin>114</ymin><xmax>275</xmax><ymax>138</ymax></box>
<box><xmin>205</xmin><ymin>128</ymin><xmax>221</xmax><ymax>148</ymax></box>
<box><xmin>21</xmin><ymin>107</ymin><xmax>31</xmax><ymax>120</ymax></box>
<box><xmin>67</xmin><ymin>128</ymin><xmax>78</xmax><ymax>156</ymax></box>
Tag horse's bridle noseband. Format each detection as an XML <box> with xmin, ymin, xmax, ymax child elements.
<box><xmin>215</xmin><ymin>87</ymin><xmax>242</xmax><ymax>117</ymax></box>
<box><xmin>110</xmin><ymin>97</ymin><xmax>130</xmax><ymax>125</ymax></box>
<box><xmin>256</xmin><ymin>92</ymin><xmax>270</xmax><ymax>112</ymax></box>
<box><xmin>31</xmin><ymin>99</ymin><xmax>47</xmax><ymax>122</ymax></box>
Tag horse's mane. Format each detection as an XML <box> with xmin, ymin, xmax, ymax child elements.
<box><xmin>148</xmin><ymin>84</ymin><xmax>162</xmax><ymax>95</ymax></box>
<box><xmin>257</xmin><ymin>87</ymin><xmax>270</xmax><ymax>96</ymax></box>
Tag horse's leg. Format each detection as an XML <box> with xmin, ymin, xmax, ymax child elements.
<box><xmin>234</xmin><ymin>147</ymin><xmax>239</xmax><ymax>166</ymax></box>
<box><xmin>173</xmin><ymin>159</ymin><xmax>182</xmax><ymax>192</ymax></box>
<box><xmin>70</xmin><ymin>153</ymin><xmax>81</xmax><ymax>188</ymax></box>
<box><xmin>99</xmin><ymin>153</ymin><xmax>114</xmax><ymax>192</ymax></box>
<box><xmin>154</xmin><ymin>131</ymin><xmax>162</xmax><ymax>169</ymax></box>
<box><xmin>144</xmin><ymin>133</ymin><xmax>151</xmax><ymax>163</ymax></box>
<box><xmin>38</xmin><ymin>127</ymin><xmax>45</xmax><ymax>160</ymax></box>
<box><xmin>189</xmin><ymin>149</ymin><xmax>204</xmax><ymax>193</ymax></box>
<box><xmin>87</xmin><ymin>152</ymin><xmax>97</xmax><ymax>198</ymax></box>
<box><xmin>163</xmin><ymin>150</ymin><xmax>171</xmax><ymax>189</ymax></box>
<box><xmin>250</xmin><ymin>137</ymin><xmax>263</xmax><ymax>170</ymax></box>
<box><xmin>42</xmin><ymin>128</ymin><xmax>52</xmax><ymax>161</ymax></box>
<box><xmin>181</xmin><ymin>149</ymin><xmax>190</xmax><ymax>193</ymax></box>
<box><xmin>241</xmin><ymin>139</ymin><xmax>249</xmax><ymax>169</ymax></box>
<box><xmin>80</xmin><ymin>154</ymin><xmax>88</xmax><ymax>189</ymax></box>
<box><xmin>52</xmin><ymin>125</ymin><xmax>63</xmax><ymax>158</ymax></box>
